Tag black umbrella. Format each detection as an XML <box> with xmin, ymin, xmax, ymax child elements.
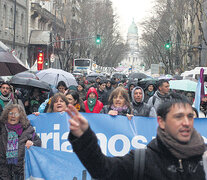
<box><xmin>10</xmin><ymin>76</ymin><xmax>50</xmax><ymax>91</ymax></box>
<box><xmin>86</xmin><ymin>73</ymin><xmax>106</xmax><ymax>82</ymax></box>
<box><xmin>0</xmin><ymin>41</ymin><xmax>28</xmax><ymax>76</ymax></box>
<box><xmin>138</xmin><ymin>78</ymin><xmax>158</xmax><ymax>90</ymax></box>
<box><xmin>128</xmin><ymin>73</ymin><xmax>148</xmax><ymax>80</ymax></box>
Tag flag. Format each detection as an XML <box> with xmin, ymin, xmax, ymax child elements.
<box><xmin>194</xmin><ymin>68</ymin><xmax>205</xmax><ymax>113</ymax></box>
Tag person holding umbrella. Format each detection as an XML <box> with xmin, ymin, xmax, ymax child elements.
<box><xmin>57</xmin><ymin>81</ymin><xmax>68</xmax><ymax>94</ymax></box>
<box><xmin>144</xmin><ymin>82</ymin><xmax>156</xmax><ymax>103</ymax></box>
<box><xmin>24</xmin><ymin>88</ymin><xmax>46</xmax><ymax>115</ymax></box>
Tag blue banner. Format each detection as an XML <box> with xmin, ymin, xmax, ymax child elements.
<box><xmin>25</xmin><ymin>113</ymin><xmax>207</xmax><ymax>179</ymax></box>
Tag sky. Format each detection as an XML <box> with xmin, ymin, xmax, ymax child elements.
<box><xmin>111</xmin><ymin>0</ymin><xmax>155</xmax><ymax>37</ymax></box>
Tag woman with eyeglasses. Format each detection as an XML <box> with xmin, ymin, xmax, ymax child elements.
<box><xmin>0</xmin><ymin>104</ymin><xmax>41</xmax><ymax>179</ymax></box>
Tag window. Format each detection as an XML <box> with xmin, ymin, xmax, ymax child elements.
<box><xmin>3</xmin><ymin>5</ymin><xmax>7</xmax><ymax>30</ymax></box>
<box><xmin>21</xmin><ymin>13</ymin><xmax>24</xmax><ymax>36</ymax></box>
<box><xmin>75</xmin><ymin>60</ymin><xmax>90</xmax><ymax>66</ymax></box>
<box><xmin>10</xmin><ymin>8</ymin><xmax>13</xmax><ymax>29</ymax></box>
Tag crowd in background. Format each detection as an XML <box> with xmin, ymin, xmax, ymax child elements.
<box><xmin>0</xmin><ymin>74</ymin><xmax>204</xmax><ymax>118</ymax></box>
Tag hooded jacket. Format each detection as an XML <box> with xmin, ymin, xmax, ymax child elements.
<box><xmin>131</xmin><ymin>86</ymin><xmax>156</xmax><ymax>117</ymax></box>
<box><xmin>84</xmin><ymin>87</ymin><xmax>103</xmax><ymax>113</ymax></box>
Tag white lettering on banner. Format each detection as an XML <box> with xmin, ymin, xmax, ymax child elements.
<box><xmin>54</xmin><ymin>124</ymin><xmax>60</xmax><ymax>150</ymax></box>
<box><xmin>61</xmin><ymin>132</ymin><xmax>72</xmax><ymax>152</ymax></box>
<box><xmin>202</xmin><ymin>136</ymin><xmax>207</xmax><ymax>143</ymax></box>
<box><xmin>131</xmin><ymin>135</ymin><xmax>147</xmax><ymax>149</ymax></box>
<box><xmin>41</xmin><ymin>133</ymin><xmax>53</xmax><ymax>148</ymax></box>
<box><xmin>108</xmin><ymin>135</ymin><xmax>131</xmax><ymax>156</ymax></box>
<box><xmin>97</xmin><ymin>133</ymin><xmax>107</xmax><ymax>155</ymax></box>
<box><xmin>34</xmin><ymin>123</ymin><xmax>207</xmax><ymax>155</ymax></box>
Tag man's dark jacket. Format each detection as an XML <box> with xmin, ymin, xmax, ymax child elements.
<box><xmin>69</xmin><ymin>127</ymin><xmax>206</xmax><ymax>180</ymax></box>
<box><xmin>97</xmin><ymin>89</ymin><xmax>108</xmax><ymax>105</ymax></box>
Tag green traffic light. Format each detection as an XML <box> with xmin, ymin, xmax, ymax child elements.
<box><xmin>96</xmin><ymin>35</ymin><xmax>101</xmax><ymax>44</ymax></box>
<box><xmin>165</xmin><ymin>43</ymin><xmax>171</xmax><ymax>50</ymax></box>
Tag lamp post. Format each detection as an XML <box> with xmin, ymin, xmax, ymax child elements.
<box><xmin>12</xmin><ymin>0</ymin><xmax>17</xmax><ymax>50</ymax></box>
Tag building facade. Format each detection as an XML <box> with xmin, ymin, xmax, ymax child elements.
<box><xmin>0</xmin><ymin>0</ymin><xmax>28</xmax><ymax>65</ymax></box>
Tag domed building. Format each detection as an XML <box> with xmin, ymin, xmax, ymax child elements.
<box><xmin>120</xmin><ymin>19</ymin><xmax>141</xmax><ymax>74</ymax></box>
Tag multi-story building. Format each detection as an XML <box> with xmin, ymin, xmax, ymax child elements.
<box><xmin>0</xmin><ymin>0</ymin><xmax>28</xmax><ymax>65</ymax></box>
<box><xmin>28</xmin><ymin>0</ymin><xmax>66</xmax><ymax>69</ymax></box>
<box><xmin>178</xmin><ymin>0</ymin><xmax>203</xmax><ymax>70</ymax></box>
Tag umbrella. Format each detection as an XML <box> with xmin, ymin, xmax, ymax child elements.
<box><xmin>0</xmin><ymin>41</ymin><xmax>28</xmax><ymax>76</ymax></box>
<box><xmin>13</xmin><ymin>71</ymin><xmax>38</xmax><ymax>79</ymax></box>
<box><xmin>86</xmin><ymin>72</ymin><xmax>106</xmax><ymax>82</ymax></box>
<box><xmin>128</xmin><ymin>73</ymin><xmax>148</xmax><ymax>80</ymax></box>
<box><xmin>112</xmin><ymin>73</ymin><xmax>127</xmax><ymax>79</ymax></box>
<box><xmin>138</xmin><ymin>78</ymin><xmax>158</xmax><ymax>90</ymax></box>
<box><xmin>10</xmin><ymin>76</ymin><xmax>50</xmax><ymax>91</ymax></box>
<box><xmin>169</xmin><ymin>79</ymin><xmax>207</xmax><ymax>92</ymax></box>
<box><xmin>158</xmin><ymin>74</ymin><xmax>174</xmax><ymax>80</ymax></box>
<box><xmin>36</xmin><ymin>68</ymin><xmax>77</xmax><ymax>87</ymax></box>
<box><xmin>173</xmin><ymin>74</ymin><xmax>183</xmax><ymax>80</ymax></box>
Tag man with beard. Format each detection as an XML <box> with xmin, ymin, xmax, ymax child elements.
<box><xmin>0</xmin><ymin>82</ymin><xmax>25</xmax><ymax>112</ymax></box>
<box><xmin>67</xmin><ymin>93</ymin><xmax>206</xmax><ymax>180</ymax></box>
<box><xmin>131</xmin><ymin>86</ymin><xmax>156</xmax><ymax>117</ymax></box>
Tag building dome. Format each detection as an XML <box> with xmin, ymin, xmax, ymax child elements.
<box><xmin>128</xmin><ymin>19</ymin><xmax>138</xmax><ymax>35</ymax></box>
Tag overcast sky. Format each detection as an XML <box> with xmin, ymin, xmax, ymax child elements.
<box><xmin>111</xmin><ymin>0</ymin><xmax>155</xmax><ymax>36</ymax></box>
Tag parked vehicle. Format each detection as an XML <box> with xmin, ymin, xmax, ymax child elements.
<box><xmin>181</xmin><ymin>67</ymin><xmax>207</xmax><ymax>81</ymax></box>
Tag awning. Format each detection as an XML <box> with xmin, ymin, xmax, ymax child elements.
<box><xmin>29</xmin><ymin>30</ymin><xmax>51</xmax><ymax>45</ymax></box>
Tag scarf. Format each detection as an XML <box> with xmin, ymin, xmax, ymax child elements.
<box><xmin>156</xmin><ymin>90</ymin><xmax>171</xmax><ymax>100</ymax></box>
<box><xmin>111</xmin><ymin>105</ymin><xmax>128</xmax><ymax>112</ymax></box>
<box><xmin>0</xmin><ymin>93</ymin><xmax>12</xmax><ymax>107</ymax></box>
<box><xmin>6</xmin><ymin>123</ymin><xmax>23</xmax><ymax>136</ymax></box>
<box><xmin>146</xmin><ymin>90</ymin><xmax>154</xmax><ymax>97</ymax></box>
<box><xmin>6</xmin><ymin>123</ymin><xmax>23</xmax><ymax>165</ymax></box>
<box><xmin>0</xmin><ymin>93</ymin><xmax>11</xmax><ymax>101</ymax></box>
<box><xmin>157</xmin><ymin>127</ymin><xmax>205</xmax><ymax>159</ymax></box>
<box><xmin>75</xmin><ymin>103</ymin><xmax>81</xmax><ymax>111</ymax></box>
<box><xmin>87</xmin><ymin>98</ymin><xmax>96</xmax><ymax>112</ymax></box>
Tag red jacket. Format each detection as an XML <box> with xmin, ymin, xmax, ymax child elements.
<box><xmin>84</xmin><ymin>87</ymin><xmax>103</xmax><ymax>113</ymax></box>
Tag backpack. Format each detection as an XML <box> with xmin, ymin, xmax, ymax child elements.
<box><xmin>152</xmin><ymin>96</ymin><xmax>156</xmax><ymax>106</ymax></box>
<box><xmin>133</xmin><ymin>148</ymin><xmax>146</xmax><ymax>180</ymax></box>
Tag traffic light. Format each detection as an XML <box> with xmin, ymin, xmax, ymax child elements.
<box><xmin>164</xmin><ymin>40</ymin><xmax>171</xmax><ymax>50</ymax></box>
<box><xmin>95</xmin><ymin>34</ymin><xmax>101</xmax><ymax>44</ymax></box>
<box><xmin>37</xmin><ymin>51</ymin><xmax>44</xmax><ymax>70</ymax></box>
<box><xmin>45</xmin><ymin>59</ymin><xmax>48</xmax><ymax>66</ymax></box>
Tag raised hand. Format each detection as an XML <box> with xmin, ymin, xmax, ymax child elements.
<box><xmin>66</xmin><ymin>104</ymin><xmax>89</xmax><ymax>137</ymax></box>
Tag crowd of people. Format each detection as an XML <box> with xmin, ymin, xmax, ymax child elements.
<box><xmin>0</xmin><ymin>74</ymin><xmax>206</xmax><ymax>179</ymax></box>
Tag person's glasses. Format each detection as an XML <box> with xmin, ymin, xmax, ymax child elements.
<box><xmin>8</xmin><ymin>112</ymin><xmax>20</xmax><ymax>117</ymax></box>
